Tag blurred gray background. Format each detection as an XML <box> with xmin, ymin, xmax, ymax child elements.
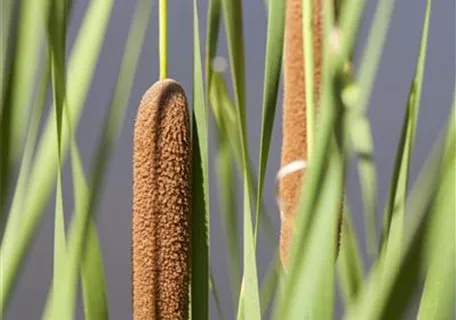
<box><xmin>7</xmin><ymin>0</ymin><xmax>455</xmax><ymax>319</ymax></box>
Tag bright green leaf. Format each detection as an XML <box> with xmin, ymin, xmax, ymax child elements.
<box><xmin>41</xmin><ymin>0</ymin><xmax>151</xmax><ymax>317</ymax></box>
<box><xmin>0</xmin><ymin>0</ymin><xmax>114</xmax><ymax>310</ymax></box>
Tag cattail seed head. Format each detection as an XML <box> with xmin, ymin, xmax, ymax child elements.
<box><xmin>279</xmin><ymin>0</ymin><xmax>323</xmax><ymax>269</ymax></box>
<box><xmin>133</xmin><ymin>79</ymin><xmax>191</xmax><ymax>320</ymax></box>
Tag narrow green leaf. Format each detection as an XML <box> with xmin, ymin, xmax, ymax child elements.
<box><xmin>221</xmin><ymin>0</ymin><xmax>261</xmax><ymax>317</ymax></box>
<box><xmin>417</xmin><ymin>185</ymin><xmax>455</xmax><ymax>319</ymax></box>
<box><xmin>382</xmin><ymin>0</ymin><xmax>431</xmax><ymax>254</ymax></box>
<box><xmin>0</xmin><ymin>0</ymin><xmax>49</xmax><ymax>236</ymax></box>
<box><xmin>382</xmin><ymin>145</ymin><xmax>454</xmax><ymax>320</ymax></box>
<box><xmin>67</xmin><ymin>117</ymin><xmax>109</xmax><ymax>319</ymax></box>
<box><xmin>53</xmin><ymin>180</ymin><xmax>66</xmax><ymax>282</ymax></box>
<box><xmin>210</xmin><ymin>271</ymin><xmax>226</xmax><ymax>320</ymax></box>
<box><xmin>256</xmin><ymin>0</ymin><xmax>285</xmax><ymax>240</ymax></box>
<box><xmin>346</xmin><ymin>0</ymin><xmax>398</xmax><ymax>256</ymax></box>
<box><xmin>47</xmin><ymin>0</ymin><xmax>68</xmax><ymax>291</ymax></box>
<box><xmin>191</xmin><ymin>2</ymin><xmax>210</xmax><ymax>319</ymax></box>
<box><xmin>215</xmin><ymin>128</ymin><xmax>241</xmax><ymax>303</ymax></box>
<box><xmin>260</xmin><ymin>250</ymin><xmax>280</xmax><ymax>316</ymax></box>
<box><xmin>0</xmin><ymin>0</ymin><xmax>14</xmax><ymax>111</ymax></box>
<box><xmin>41</xmin><ymin>0</ymin><xmax>151</xmax><ymax>317</ymax></box>
<box><xmin>1</xmin><ymin>56</ymin><xmax>50</xmax><ymax>248</ymax></box>
<box><xmin>191</xmin><ymin>120</ymin><xmax>208</xmax><ymax>319</ymax></box>
<box><xmin>9</xmin><ymin>0</ymin><xmax>50</xmax><ymax>161</ymax></box>
<box><xmin>345</xmin><ymin>119</ymin><xmax>452</xmax><ymax>319</ymax></box>
<box><xmin>210</xmin><ymin>73</ymin><xmax>276</xmax><ymax>248</ymax></box>
<box><xmin>81</xmin><ymin>223</ymin><xmax>110</xmax><ymax>320</ymax></box>
<box><xmin>205</xmin><ymin>0</ymin><xmax>221</xmax><ymax>95</ymax></box>
<box><xmin>355</xmin><ymin>0</ymin><xmax>396</xmax><ymax>115</ymax></box>
<box><xmin>337</xmin><ymin>210</ymin><xmax>364</xmax><ymax>307</ymax></box>
<box><xmin>336</xmin><ymin>0</ymin><xmax>366</xmax><ymax>68</ymax></box>
<box><xmin>0</xmin><ymin>0</ymin><xmax>114</xmax><ymax>310</ymax></box>
<box><xmin>303</xmin><ymin>0</ymin><xmax>316</xmax><ymax>160</ymax></box>
<box><xmin>348</xmin><ymin>114</ymin><xmax>378</xmax><ymax>255</ymax></box>
<box><xmin>417</xmin><ymin>104</ymin><xmax>455</xmax><ymax>320</ymax></box>
<box><xmin>236</xmin><ymin>186</ymin><xmax>261</xmax><ymax>320</ymax></box>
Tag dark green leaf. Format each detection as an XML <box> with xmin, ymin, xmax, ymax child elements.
<box><xmin>191</xmin><ymin>1</ymin><xmax>210</xmax><ymax>319</ymax></box>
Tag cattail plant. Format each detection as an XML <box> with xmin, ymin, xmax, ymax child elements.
<box><xmin>132</xmin><ymin>79</ymin><xmax>192</xmax><ymax>319</ymax></box>
<box><xmin>2</xmin><ymin>0</ymin><xmax>453</xmax><ymax>319</ymax></box>
<box><xmin>278</xmin><ymin>0</ymin><xmax>324</xmax><ymax>268</ymax></box>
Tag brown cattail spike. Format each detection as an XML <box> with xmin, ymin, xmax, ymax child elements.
<box><xmin>279</xmin><ymin>0</ymin><xmax>323</xmax><ymax>269</ymax></box>
<box><xmin>133</xmin><ymin>79</ymin><xmax>191</xmax><ymax>320</ymax></box>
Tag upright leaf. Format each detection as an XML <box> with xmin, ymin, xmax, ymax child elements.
<box><xmin>205</xmin><ymin>0</ymin><xmax>221</xmax><ymax>95</ymax></box>
<box><xmin>191</xmin><ymin>2</ymin><xmax>210</xmax><ymax>319</ymax></box>
<box><xmin>210</xmin><ymin>73</ymin><xmax>275</xmax><ymax>249</ymax></box>
<box><xmin>68</xmin><ymin>123</ymin><xmax>109</xmax><ymax>319</ymax></box>
<box><xmin>6</xmin><ymin>0</ymin><xmax>50</xmax><ymax>165</ymax></box>
<box><xmin>41</xmin><ymin>0</ymin><xmax>151</xmax><ymax>317</ymax></box>
<box><xmin>0</xmin><ymin>0</ymin><xmax>14</xmax><ymax>102</ymax></box>
<box><xmin>1</xmin><ymin>57</ymin><xmax>50</xmax><ymax>248</ymax></box>
<box><xmin>302</xmin><ymin>0</ymin><xmax>316</xmax><ymax>160</ymax></box>
<box><xmin>0</xmin><ymin>0</ymin><xmax>49</xmax><ymax>240</ymax></box>
<box><xmin>417</xmin><ymin>103</ymin><xmax>455</xmax><ymax>320</ymax></box>
<box><xmin>337</xmin><ymin>210</ymin><xmax>364</xmax><ymax>307</ymax></box>
<box><xmin>260</xmin><ymin>250</ymin><xmax>280</xmax><ymax>316</ymax></box>
<box><xmin>345</xmin><ymin>119</ymin><xmax>452</xmax><ymax>319</ymax></box>
<box><xmin>348</xmin><ymin>115</ymin><xmax>378</xmax><ymax>255</ymax></box>
<box><xmin>215</xmin><ymin>122</ymin><xmax>241</xmax><ymax>303</ymax></box>
<box><xmin>47</xmin><ymin>0</ymin><xmax>69</xmax><ymax>289</ymax></box>
<box><xmin>81</xmin><ymin>223</ymin><xmax>109</xmax><ymax>320</ymax></box>
<box><xmin>256</xmin><ymin>0</ymin><xmax>285</xmax><ymax>238</ymax></box>
<box><xmin>382</xmin><ymin>0</ymin><xmax>432</xmax><ymax>257</ymax></box>
<box><xmin>221</xmin><ymin>0</ymin><xmax>261</xmax><ymax>317</ymax></box>
<box><xmin>348</xmin><ymin>0</ymin><xmax>398</xmax><ymax>255</ymax></box>
<box><xmin>0</xmin><ymin>0</ymin><xmax>114</xmax><ymax>310</ymax></box>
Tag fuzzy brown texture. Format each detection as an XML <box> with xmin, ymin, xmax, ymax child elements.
<box><xmin>279</xmin><ymin>0</ymin><xmax>324</xmax><ymax>268</ymax></box>
<box><xmin>133</xmin><ymin>79</ymin><xmax>191</xmax><ymax>320</ymax></box>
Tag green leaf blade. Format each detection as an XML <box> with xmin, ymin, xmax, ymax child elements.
<box><xmin>192</xmin><ymin>1</ymin><xmax>210</xmax><ymax>319</ymax></box>
<box><xmin>47</xmin><ymin>0</ymin><xmax>69</xmax><ymax>295</ymax></box>
<box><xmin>41</xmin><ymin>0</ymin><xmax>151</xmax><ymax>317</ymax></box>
<box><xmin>345</xmin><ymin>112</ymin><xmax>453</xmax><ymax>320</ymax></box>
<box><xmin>382</xmin><ymin>0</ymin><xmax>432</xmax><ymax>257</ymax></box>
<box><xmin>337</xmin><ymin>212</ymin><xmax>364</xmax><ymax>307</ymax></box>
<box><xmin>220</xmin><ymin>0</ymin><xmax>261</xmax><ymax>318</ymax></box>
<box><xmin>81</xmin><ymin>223</ymin><xmax>110</xmax><ymax>320</ymax></box>
<box><xmin>0</xmin><ymin>0</ymin><xmax>114</xmax><ymax>310</ymax></box>
<box><xmin>205</xmin><ymin>0</ymin><xmax>222</xmax><ymax>96</ymax></box>
<box><xmin>417</xmin><ymin>99</ymin><xmax>456</xmax><ymax>320</ymax></box>
<box><xmin>256</xmin><ymin>0</ymin><xmax>285</xmax><ymax>236</ymax></box>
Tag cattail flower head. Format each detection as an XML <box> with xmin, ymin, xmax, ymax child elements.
<box><xmin>133</xmin><ymin>79</ymin><xmax>191</xmax><ymax>320</ymax></box>
<box><xmin>279</xmin><ymin>0</ymin><xmax>323</xmax><ymax>268</ymax></box>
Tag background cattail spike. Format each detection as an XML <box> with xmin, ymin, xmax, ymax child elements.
<box><xmin>279</xmin><ymin>0</ymin><xmax>323</xmax><ymax>269</ymax></box>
